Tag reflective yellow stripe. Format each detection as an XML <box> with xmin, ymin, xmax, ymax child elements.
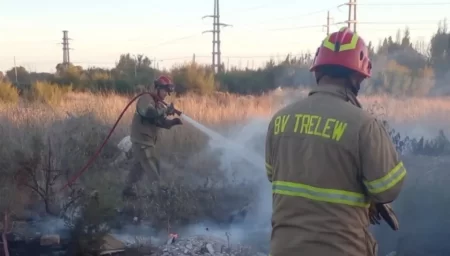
<box><xmin>322</xmin><ymin>29</ymin><xmax>359</xmax><ymax>52</ymax></box>
<box><xmin>272</xmin><ymin>180</ymin><xmax>370</xmax><ymax>208</ymax></box>
<box><xmin>364</xmin><ymin>161</ymin><xmax>407</xmax><ymax>194</ymax></box>
<box><xmin>265</xmin><ymin>162</ymin><xmax>273</xmax><ymax>175</ymax></box>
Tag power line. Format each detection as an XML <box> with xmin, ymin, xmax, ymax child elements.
<box><xmin>157</xmin><ymin>1</ymin><xmax>286</xmax><ymax>30</ymax></box>
<box><xmin>243</xmin><ymin>6</ymin><xmax>337</xmax><ymax>27</ymax></box>
<box><xmin>267</xmin><ymin>19</ymin><xmax>444</xmax><ymax>32</ymax></box>
<box><xmin>267</xmin><ymin>24</ymin><xmax>324</xmax><ymax>32</ymax></box>
<box><xmin>358</xmin><ymin>2</ymin><xmax>450</xmax><ymax>6</ymax></box>
<box><xmin>356</xmin><ymin>21</ymin><xmax>445</xmax><ymax>25</ymax></box>
<box><xmin>149</xmin><ymin>34</ymin><xmax>201</xmax><ymax>48</ymax></box>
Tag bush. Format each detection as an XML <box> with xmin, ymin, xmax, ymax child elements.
<box><xmin>389</xmin><ymin>128</ymin><xmax>450</xmax><ymax>156</ymax></box>
<box><xmin>29</xmin><ymin>81</ymin><xmax>72</xmax><ymax>106</ymax></box>
<box><xmin>65</xmin><ymin>191</ymin><xmax>117</xmax><ymax>256</ymax></box>
<box><xmin>171</xmin><ymin>62</ymin><xmax>216</xmax><ymax>95</ymax></box>
<box><xmin>0</xmin><ymin>81</ymin><xmax>20</xmax><ymax>103</ymax></box>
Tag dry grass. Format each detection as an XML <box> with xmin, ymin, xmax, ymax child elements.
<box><xmin>359</xmin><ymin>95</ymin><xmax>450</xmax><ymax>123</ymax></box>
<box><xmin>1</xmin><ymin>88</ymin><xmax>450</xmax><ymax>230</ymax></box>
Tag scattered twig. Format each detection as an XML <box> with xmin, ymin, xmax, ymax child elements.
<box><xmin>225</xmin><ymin>231</ymin><xmax>231</xmax><ymax>252</ymax></box>
<box><xmin>1</xmin><ymin>211</ymin><xmax>12</xmax><ymax>256</ymax></box>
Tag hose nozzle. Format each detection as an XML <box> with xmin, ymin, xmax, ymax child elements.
<box><xmin>174</xmin><ymin>109</ymin><xmax>182</xmax><ymax>116</ymax></box>
<box><xmin>162</xmin><ymin>100</ymin><xmax>182</xmax><ymax>116</ymax></box>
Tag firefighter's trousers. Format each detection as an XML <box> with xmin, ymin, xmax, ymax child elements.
<box><xmin>125</xmin><ymin>143</ymin><xmax>161</xmax><ymax>190</ymax></box>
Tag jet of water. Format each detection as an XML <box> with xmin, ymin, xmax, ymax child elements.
<box><xmin>180</xmin><ymin>114</ymin><xmax>265</xmax><ymax>169</ymax></box>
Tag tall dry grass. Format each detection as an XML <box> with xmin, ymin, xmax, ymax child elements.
<box><xmin>2</xmin><ymin>89</ymin><xmax>450</xmax><ymax>145</ymax></box>
<box><xmin>2</xmin><ymin>88</ymin><xmax>450</xmax><ymax>226</ymax></box>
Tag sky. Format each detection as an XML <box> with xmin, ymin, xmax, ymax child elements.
<box><xmin>0</xmin><ymin>0</ymin><xmax>449</xmax><ymax>73</ymax></box>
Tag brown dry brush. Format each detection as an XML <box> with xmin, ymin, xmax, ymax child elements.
<box><xmin>13</xmin><ymin>136</ymin><xmax>62</xmax><ymax>216</ymax></box>
<box><xmin>366</xmin><ymin>101</ymin><xmax>450</xmax><ymax>156</ymax></box>
<box><xmin>0</xmin><ymin>107</ymin><xmax>258</xmax><ymax>245</ymax></box>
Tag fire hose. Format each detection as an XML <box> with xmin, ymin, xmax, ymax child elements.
<box><xmin>58</xmin><ymin>92</ymin><xmax>181</xmax><ymax>192</ymax></box>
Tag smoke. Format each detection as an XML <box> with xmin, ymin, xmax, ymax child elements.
<box><xmin>174</xmin><ymin>116</ymin><xmax>273</xmax><ymax>250</ymax></box>
<box><xmin>178</xmin><ymin>90</ymin><xmax>450</xmax><ymax>255</ymax></box>
<box><xmin>22</xmin><ymin>87</ymin><xmax>450</xmax><ymax>255</ymax></box>
<box><xmin>22</xmin><ymin>215</ymin><xmax>71</xmax><ymax>239</ymax></box>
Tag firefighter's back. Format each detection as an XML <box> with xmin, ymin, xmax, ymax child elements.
<box><xmin>269</xmin><ymin>86</ymin><xmax>377</xmax><ymax>256</ymax></box>
<box><xmin>130</xmin><ymin>93</ymin><xmax>160</xmax><ymax>146</ymax></box>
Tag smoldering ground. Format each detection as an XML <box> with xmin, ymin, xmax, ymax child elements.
<box><xmin>1</xmin><ymin>92</ymin><xmax>450</xmax><ymax>256</ymax></box>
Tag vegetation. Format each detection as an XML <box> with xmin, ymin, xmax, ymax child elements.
<box><xmin>1</xmin><ymin>21</ymin><xmax>450</xmax><ymax>254</ymax></box>
<box><xmin>1</xmin><ymin>22</ymin><xmax>450</xmax><ymax>97</ymax></box>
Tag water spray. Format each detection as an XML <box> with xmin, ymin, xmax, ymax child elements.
<box><xmin>161</xmin><ymin>99</ymin><xmax>264</xmax><ymax>169</ymax></box>
<box><xmin>180</xmin><ymin>114</ymin><xmax>264</xmax><ymax>168</ymax></box>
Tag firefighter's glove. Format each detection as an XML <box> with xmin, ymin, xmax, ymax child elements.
<box><xmin>369</xmin><ymin>203</ymin><xmax>400</xmax><ymax>231</ymax></box>
<box><xmin>171</xmin><ymin>118</ymin><xmax>183</xmax><ymax>126</ymax></box>
<box><xmin>377</xmin><ymin>203</ymin><xmax>399</xmax><ymax>231</ymax></box>
<box><xmin>369</xmin><ymin>203</ymin><xmax>382</xmax><ymax>225</ymax></box>
<box><xmin>158</xmin><ymin>118</ymin><xmax>182</xmax><ymax>129</ymax></box>
<box><xmin>165</xmin><ymin>103</ymin><xmax>177</xmax><ymax>116</ymax></box>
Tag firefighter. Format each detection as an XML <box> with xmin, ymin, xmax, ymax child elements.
<box><xmin>265</xmin><ymin>27</ymin><xmax>407</xmax><ymax>256</ymax></box>
<box><xmin>122</xmin><ymin>75</ymin><xmax>182</xmax><ymax>198</ymax></box>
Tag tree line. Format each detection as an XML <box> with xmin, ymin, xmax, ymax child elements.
<box><xmin>1</xmin><ymin>20</ymin><xmax>449</xmax><ymax>97</ymax></box>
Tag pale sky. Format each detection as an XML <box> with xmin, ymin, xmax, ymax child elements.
<box><xmin>0</xmin><ymin>0</ymin><xmax>448</xmax><ymax>73</ymax></box>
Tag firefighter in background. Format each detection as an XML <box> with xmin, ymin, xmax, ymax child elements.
<box><xmin>122</xmin><ymin>75</ymin><xmax>183</xmax><ymax>198</ymax></box>
<box><xmin>265</xmin><ymin>27</ymin><xmax>407</xmax><ymax>256</ymax></box>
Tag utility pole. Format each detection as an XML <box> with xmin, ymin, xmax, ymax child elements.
<box><xmin>13</xmin><ymin>56</ymin><xmax>18</xmax><ymax>83</ymax></box>
<box><xmin>323</xmin><ymin>11</ymin><xmax>332</xmax><ymax>35</ymax></box>
<box><xmin>202</xmin><ymin>0</ymin><xmax>232</xmax><ymax>73</ymax></box>
<box><xmin>61</xmin><ymin>30</ymin><xmax>72</xmax><ymax>68</ymax></box>
<box><xmin>336</xmin><ymin>0</ymin><xmax>357</xmax><ymax>32</ymax></box>
<box><xmin>132</xmin><ymin>54</ymin><xmax>137</xmax><ymax>79</ymax></box>
<box><xmin>353</xmin><ymin>0</ymin><xmax>357</xmax><ymax>32</ymax></box>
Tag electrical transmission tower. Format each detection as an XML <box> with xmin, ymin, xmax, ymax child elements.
<box><xmin>336</xmin><ymin>0</ymin><xmax>357</xmax><ymax>32</ymax></box>
<box><xmin>61</xmin><ymin>30</ymin><xmax>72</xmax><ymax>67</ymax></box>
<box><xmin>202</xmin><ymin>0</ymin><xmax>232</xmax><ymax>73</ymax></box>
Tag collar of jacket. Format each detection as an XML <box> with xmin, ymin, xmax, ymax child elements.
<box><xmin>308</xmin><ymin>82</ymin><xmax>363</xmax><ymax>109</ymax></box>
<box><xmin>149</xmin><ymin>92</ymin><xmax>163</xmax><ymax>103</ymax></box>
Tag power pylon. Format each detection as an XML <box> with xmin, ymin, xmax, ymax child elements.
<box><xmin>61</xmin><ymin>30</ymin><xmax>73</xmax><ymax>67</ymax></box>
<box><xmin>202</xmin><ymin>0</ymin><xmax>232</xmax><ymax>73</ymax></box>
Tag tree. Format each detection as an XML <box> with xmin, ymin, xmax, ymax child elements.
<box><xmin>5</xmin><ymin>66</ymin><xmax>31</xmax><ymax>84</ymax></box>
<box><xmin>112</xmin><ymin>53</ymin><xmax>156</xmax><ymax>90</ymax></box>
<box><xmin>429</xmin><ymin>19</ymin><xmax>450</xmax><ymax>79</ymax></box>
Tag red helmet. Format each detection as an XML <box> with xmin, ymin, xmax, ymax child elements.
<box><xmin>310</xmin><ymin>27</ymin><xmax>372</xmax><ymax>78</ymax></box>
<box><xmin>154</xmin><ymin>75</ymin><xmax>175</xmax><ymax>92</ymax></box>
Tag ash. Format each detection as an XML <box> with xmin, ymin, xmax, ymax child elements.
<box><xmin>148</xmin><ymin>235</ymin><xmax>266</xmax><ymax>256</ymax></box>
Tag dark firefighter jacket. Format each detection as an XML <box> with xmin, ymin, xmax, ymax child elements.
<box><xmin>130</xmin><ymin>93</ymin><xmax>167</xmax><ymax>146</ymax></box>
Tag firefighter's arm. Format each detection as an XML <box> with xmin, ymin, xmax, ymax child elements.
<box><xmin>359</xmin><ymin>118</ymin><xmax>407</xmax><ymax>204</ymax></box>
<box><xmin>136</xmin><ymin>95</ymin><xmax>166</xmax><ymax>119</ymax></box>
<box><xmin>265</xmin><ymin>122</ymin><xmax>273</xmax><ymax>183</ymax></box>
